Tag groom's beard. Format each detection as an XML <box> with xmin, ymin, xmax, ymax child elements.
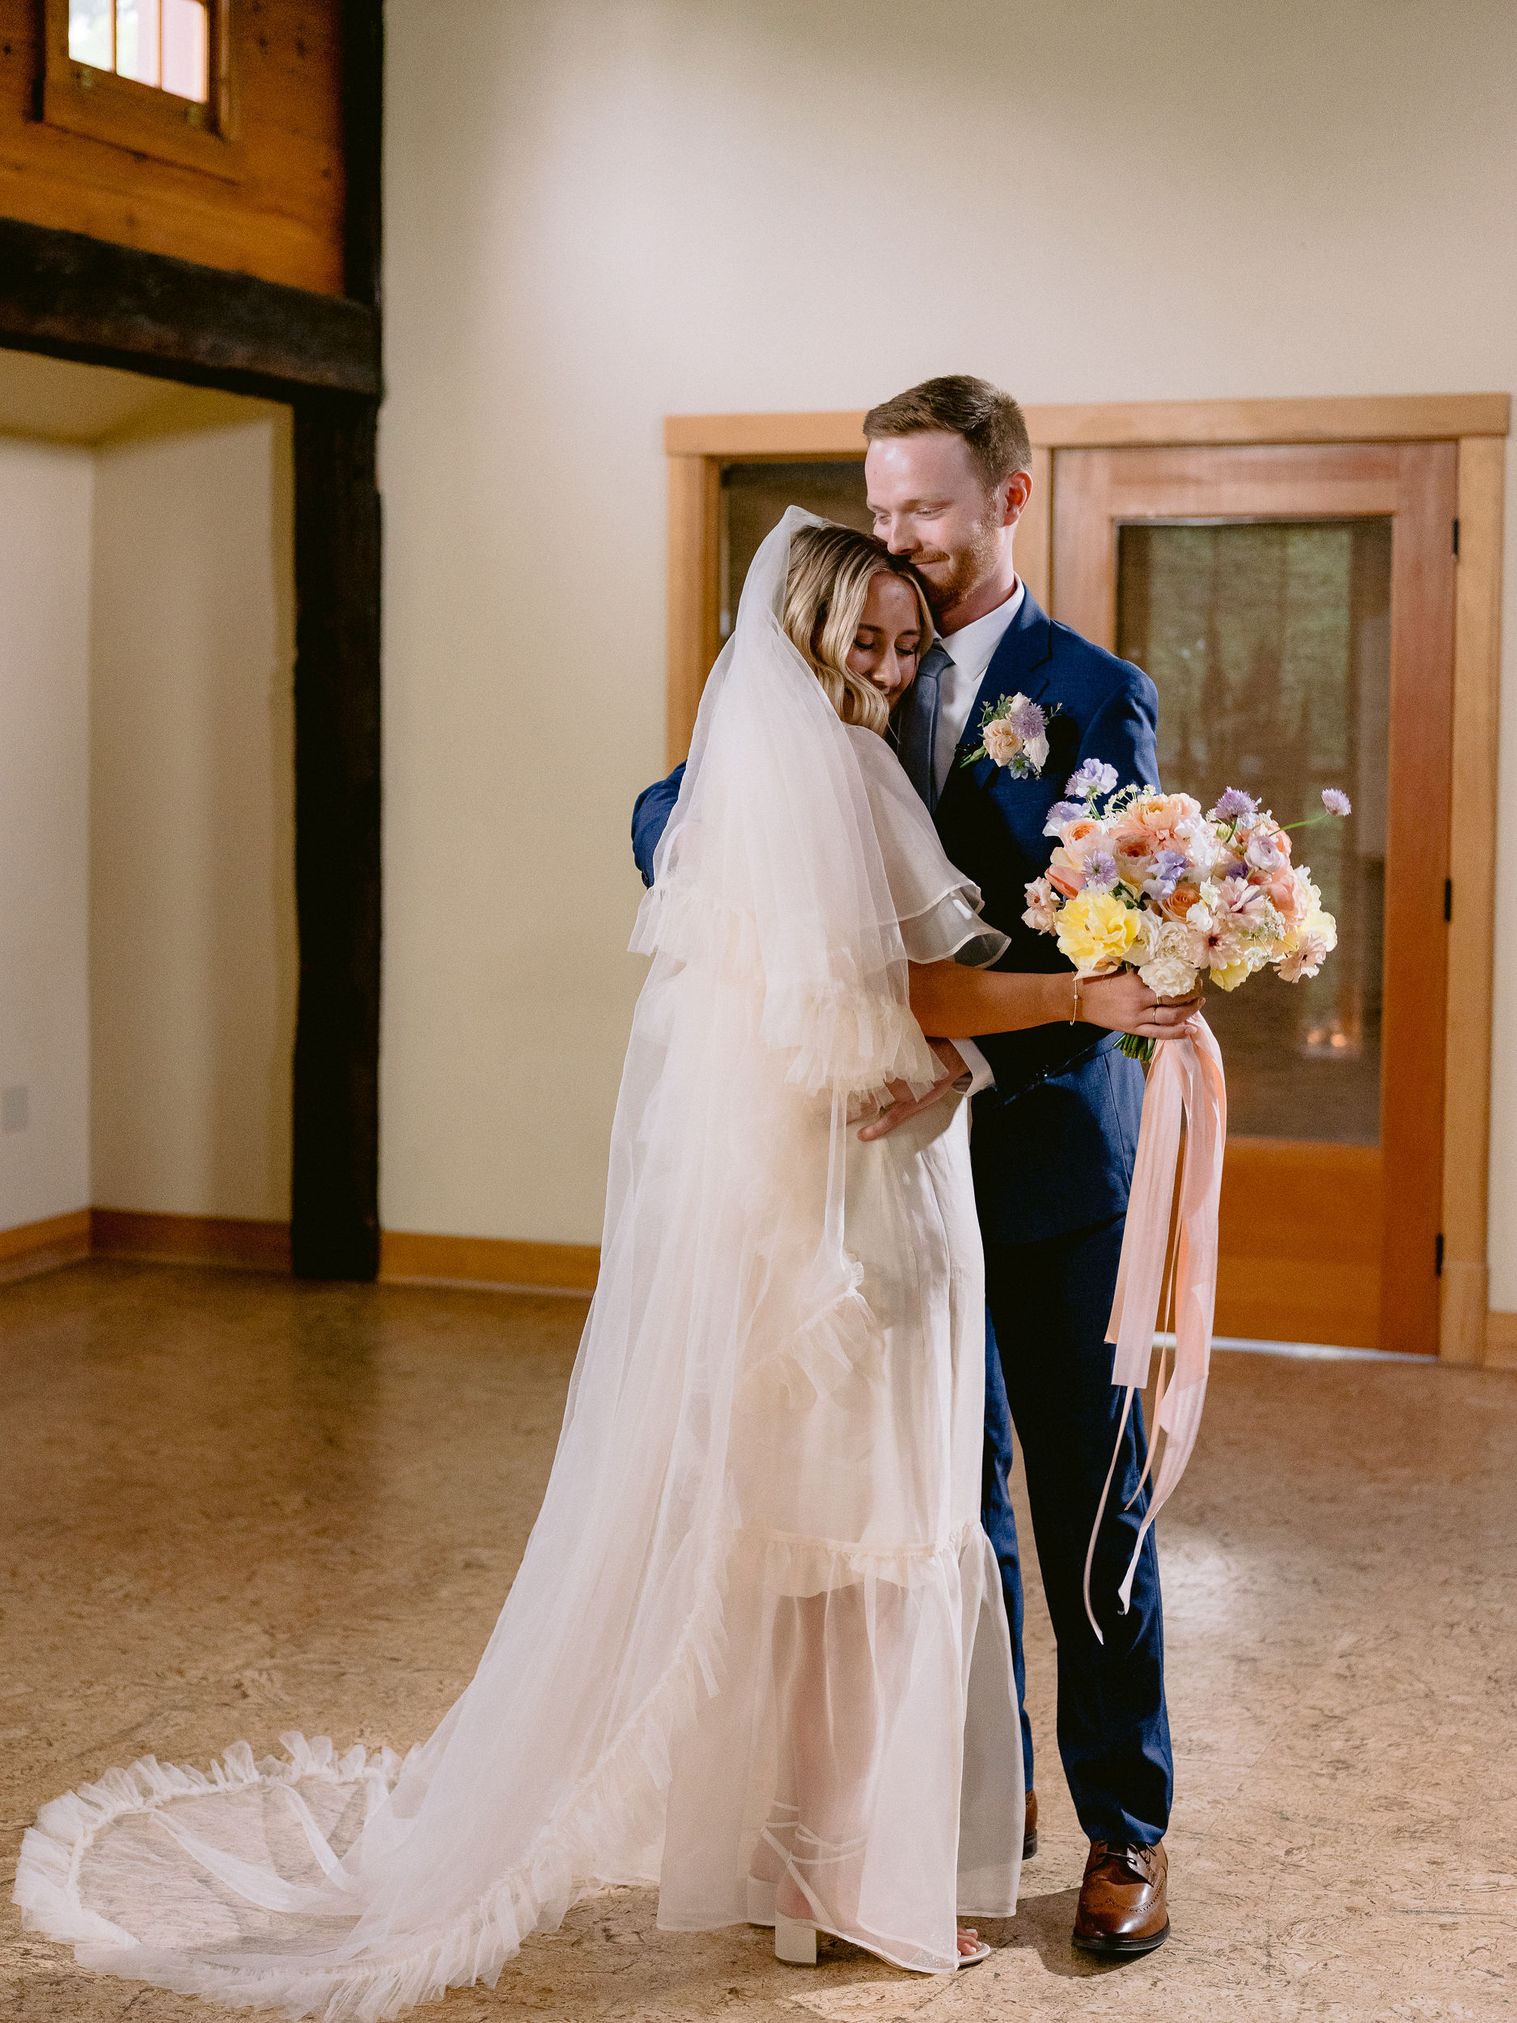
<box><xmin>913</xmin><ymin>513</ymin><xmax>1004</xmax><ymax>628</ymax></box>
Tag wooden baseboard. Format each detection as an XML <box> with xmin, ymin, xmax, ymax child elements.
<box><xmin>3</xmin><ymin>1209</ymin><xmax>1514</xmax><ymax>1373</ymax></box>
<box><xmin>379</xmin><ymin>1230</ymin><xmax>599</xmax><ymax>1293</ymax></box>
<box><xmin>0</xmin><ymin>1212</ymin><xmax>599</xmax><ymax>1292</ymax></box>
<box><xmin>90</xmin><ymin>1208</ymin><xmax>292</xmax><ymax>1271</ymax></box>
<box><xmin>1486</xmin><ymin>1310</ymin><xmax>1517</xmax><ymax>1372</ymax></box>
<box><xmin>0</xmin><ymin>1208</ymin><xmax>91</xmax><ymax>1284</ymax></box>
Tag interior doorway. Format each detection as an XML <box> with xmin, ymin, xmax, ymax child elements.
<box><xmin>1052</xmin><ymin>443</ymin><xmax>1456</xmax><ymax>1353</ymax></box>
<box><xmin>662</xmin><ymin>397</ymin><xmax>1506</xmax><ymax>1358</ymax></box>
<box><xmin>0</xmin><ymin>351</ymin><xmax>297</xmax><ymax>1273</ymax></box>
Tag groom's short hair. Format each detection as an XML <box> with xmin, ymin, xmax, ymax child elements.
<box><xmin>863</xmin><ymin>375</ymin><xmax>1032</xmax><ymax>489</ymax></box>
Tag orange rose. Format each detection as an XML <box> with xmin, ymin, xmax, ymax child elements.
<box><xmin>1130</xmin><ymin>793</ymin><xmax>1202</xmax><ymax>847</ymax></box>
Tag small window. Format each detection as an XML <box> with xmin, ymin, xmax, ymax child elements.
<box><xmin>69</xmin><ymin>2</ymin><xmax>211</xmax><ymax>102</ymax></box>
<box><xmin>42</xmin><ymin>0</ymin><xmax>240</xmax><ymax>178</ymax></box>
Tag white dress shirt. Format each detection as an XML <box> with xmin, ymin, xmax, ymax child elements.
<box><xmin>933</xmin><ymin>578</ymin><xmax>1027</xmax><ymax>794</ymax></box>
<box><xmin>932</xmin><ymin>578</ymin><xmax>1026</xmax><ymax>1096</ymax></box>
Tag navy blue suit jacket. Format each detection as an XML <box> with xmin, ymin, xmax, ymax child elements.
<box><xmin>631</xmin><ymin>591</ymin><xmax>1160</xmax><ymax>1244</ymax></box>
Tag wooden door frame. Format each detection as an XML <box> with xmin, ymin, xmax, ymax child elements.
<box><xmin>0</xmin><ymin>5</ymin><xmax>385</xmax><ymax>1282</ymax></box>
<box><xmin>662</xmin><ymin>394</ymin><xmax>1509</xmax><ymax>1364</ymax></box>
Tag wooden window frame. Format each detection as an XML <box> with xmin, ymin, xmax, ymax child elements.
<box><xmin>662</xmin><ymin>394</ymin><xmax>1509</xmax><ymax>1367</ymax></box>
<box><xmin>38</xmin><ymin>0</ymin><xmax>245</xmax><ymax>182</ymax></box>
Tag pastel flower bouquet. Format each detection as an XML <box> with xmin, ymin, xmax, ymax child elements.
<box><xmin>1025</xmin><ymin>761</ymin><xmax>1350</xmax><ymax>1063</ymax></box>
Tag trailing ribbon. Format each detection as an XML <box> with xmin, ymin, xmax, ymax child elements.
<box><xmin>1083</xmin><ymin>1017</ymin><xmax>1227</xmax><ymax>1643</ymax></box>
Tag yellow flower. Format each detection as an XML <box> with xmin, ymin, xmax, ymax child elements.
<box><xmin>1056</xmin><ymin>889</ymin><xmax>1140</xmax><ymax>973</ymax></box>
<box><xmin>1209</xmin><ymin>957</ymin><xmax>1253</xmax><ymax>992</ymax></box>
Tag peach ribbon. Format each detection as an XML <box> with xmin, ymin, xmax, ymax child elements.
<box><xmin>1083</xmin><ymin>1017</ymin><xmax>1228</xmax><ymax>1644</ymax></box>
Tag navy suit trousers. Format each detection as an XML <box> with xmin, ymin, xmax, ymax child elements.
<box><xmin>980</xmin><ymin>1211</ymin><xmax>1173</xmax><ymax>1847</ymax></box>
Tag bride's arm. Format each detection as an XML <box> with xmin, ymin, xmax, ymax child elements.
<box><xmin>907</xmin><ymin>961</ymin><xmax>1201</xmax><ymax>1041</ymax></box>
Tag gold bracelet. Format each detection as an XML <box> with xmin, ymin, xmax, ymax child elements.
<box><xmin>1069</xmin><ymin>973</ymin><xmax>1083</xmax><ymax>1024</ymax></box>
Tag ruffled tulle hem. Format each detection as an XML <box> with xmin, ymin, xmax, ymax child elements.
<box><xmin>14</xmin><ymin>1587</ymin><xmax>730</xmax><ymax>2023</ymax></box>
<box><xmin>14</xmin><ymin>1512</ymin><xmax>1010</xmax><ymax>2014</ymax></box>
<box><xmin>14</xmin><ymin>1520</ymin><xmax>1004</xmax><ymax>2019</ymax></box>
<box><xmin>14</xmin><ymin>1734</ymin><xmax>409</xmax><ymax>1951</ymax></box>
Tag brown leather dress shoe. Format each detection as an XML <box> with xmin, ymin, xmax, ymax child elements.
<box><xmin>1072</xmin><ymin>1838</ymin><xmax>1169</xmax><ymax>1956</ymax></box>
<box><xmin>1023</xmin><ymin>1788</ymin><xmax>1038</xmax><ymax>1859</ymax></box>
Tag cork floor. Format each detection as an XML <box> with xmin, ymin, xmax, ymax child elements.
<box><xmin>3</xmin><ymin>1258</ymin><xmax>1514</xmax><ymax>2022</ymax></box>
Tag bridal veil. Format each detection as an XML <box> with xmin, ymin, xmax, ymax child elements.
<box><xmin>15</xmin><ymin>509</ymin><xmax>1021</xmax><ymax>2017</ymax></box>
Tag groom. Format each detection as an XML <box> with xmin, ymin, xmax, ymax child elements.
<box><xmin>631</xmin><ymin>376</ymin><xmax>1172</xmax><ymax>1957</ymax></box>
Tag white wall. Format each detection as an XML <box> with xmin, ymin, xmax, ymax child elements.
<box><xmin>0</xmin><ymin>438</ymin><xmax>93</xmax><ymax>1231</ymax></box>
<box><xmin>381</xmin><ymin>0</ymin><xmax>1517</xmax><ymax>1298</ymax></box>
<box><xmin>90</xmin><ymin>398</ymin><xmax>295</xmax><ymax>1220</ymax></box>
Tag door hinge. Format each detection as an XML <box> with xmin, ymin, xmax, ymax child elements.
<box><xmin>1435</xmin><ymin>1232</ymin><xmax>1445</xmax><ymax>1277</ymax></box>
<box><xmin>1444</xmin><ymin>877</ymin><xmax>1453</xmax><ymax>923</ymax></box>
<box><xmin>1452</xmin><ymin>517</ymin><xmax>1461</xmax><ymax>556</ymax></box>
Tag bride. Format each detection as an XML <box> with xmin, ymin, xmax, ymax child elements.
<box><xmin>15</xmin><ymin>510</ymin><xmax>1181</xmax><ymax>2018</ymax></box>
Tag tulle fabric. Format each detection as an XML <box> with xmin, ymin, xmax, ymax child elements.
<box><xmin>14</xmin><ymin>509</ymin><xmax>1022</xmax><ymax>2016</ymax></box>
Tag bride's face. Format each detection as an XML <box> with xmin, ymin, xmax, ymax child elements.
<box><xmin>845</xmin><ymin>572</ymin><xmax>924</xmax><ymax>714</ymax></box>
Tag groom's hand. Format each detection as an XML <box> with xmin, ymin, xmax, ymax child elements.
<box><xmin>857</xmin><ymin>1039</ymin><xmax>967</xmax><ymax>1141</ymax></box>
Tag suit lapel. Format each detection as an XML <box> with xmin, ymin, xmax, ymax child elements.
<box><xmin>938</xmin><ymin>590</ymin><xmax>1057</xmax><ymax>816</ymax></box>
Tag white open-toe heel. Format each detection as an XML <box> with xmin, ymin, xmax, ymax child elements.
<box><xmin>762</xmin><ymin>1823</ymin><xmax>830</xmax><ymax>1966</ymax></box>
<box><xmin>773</xmin><ymin>1912</ymin><xmax>818</xmax><ymax>1965</ymax></box>
<box><xmin>957</xmin><ymin>1935</ymin><xmax>992</xmax><ymax>1968</ymax></box>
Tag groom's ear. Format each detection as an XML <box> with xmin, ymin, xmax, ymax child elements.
<box><xmin>1001</xmin><ymin>469</ymin><xmax>1033</xmax><ymax>531</ymax></box>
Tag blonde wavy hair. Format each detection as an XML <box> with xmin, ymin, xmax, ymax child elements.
<box><xmin>781</xmin><ymin>523</ymin><xmax>934</xmax><ymax>737</ymax></box>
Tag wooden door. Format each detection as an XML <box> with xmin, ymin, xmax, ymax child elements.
<box><xmin>1052</xmin><ymin>443</ymin><xmax>1457</xmax><ymax>1353</ymax></box>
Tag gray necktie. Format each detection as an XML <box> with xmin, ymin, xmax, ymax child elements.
<box><xmin>897</xmin><ymin>642</ymin><xmax>951</xmax><ymax>813</ymax></box>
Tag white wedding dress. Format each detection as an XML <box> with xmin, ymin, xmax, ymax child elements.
<box><xmin>14</xmin><ymin>511</ymin><xmax>1022</xmax><ymax>2018</ymax></box>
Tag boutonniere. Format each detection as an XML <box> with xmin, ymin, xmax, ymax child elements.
<box><xmin>960</xmin><ymin>693</ymin><xmax>1059</xmax><ymax>778</ymax></box>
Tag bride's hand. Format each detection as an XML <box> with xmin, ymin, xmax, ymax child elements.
<box><xmin>1081</xmin><ymin>969</ymin><xmax>1203</xmax><ymax>1041</ymax></box>
<box><xmin>856</xmin><ymin>1039</ymin><xmax>966</xmax><ymax>1141</ymax></box>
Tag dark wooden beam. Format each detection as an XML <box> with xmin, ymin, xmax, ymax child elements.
<box><xmin>291</xmin><ymin>392</ymin><xmax>382</xmax><ymax>1279</ymax></box>
<box><xmin>0</xmin><ymin>215</ymin><xmax>381</xmax><ymax>399</ymax></box>
<box><xmin>341</xmin><ymin>0</ymin><xmax>384</xmax><ymax>309</ymax></box>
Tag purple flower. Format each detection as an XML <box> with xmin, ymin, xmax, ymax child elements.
<box><xmin>1066</xmin><ymin>759</ymin><xmax>1119</xmax><ymax>801</ymax></box>
<box><xmin>1322</xmin><ymin>787</ymin><xmax>1352</xmax><ymax>818</ymax></box>
<box><xmin>1042</xmin><ymin>800</ymin><xmax>1084</xmax><ymax>837</ymax></box>
<box><xmin>1212</xmin><ymin>787</ymin><xmax>1258</xmax><ymax>822</ymax></box>
<box><xmin>1146</xmin><ymin>848</ymin><xmax>1188</xmax><ymax>898</ymax></box>
<box><xmin>1084</xmin><ymin>851</ymin><xmax>1119</xmax><ymax>892</ymax></box>
<box><xmin>1222</xmin><ymin>859</ymin><xmax>1249</xmax><ymax>881</ymax></box>
<box><xmin>1006</xmin><ymin>699</ymin><xmax>1048</xmax><ymax>741</ymax></box>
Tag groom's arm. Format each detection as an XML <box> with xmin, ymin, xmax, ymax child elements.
<box><xmin>631</xmin><ymin>763</ymin><xmax>686</xmax><ymax>887</ymax></box>
<box><xmin>1083</xmin><ymin>661</ymin><xmax>1161</xmax><ymax>798</ymax></box>
<box><xmin>968</xmin><ymin>661</ymin><xmax>1161</xmax><ymax>1079</ymax></box>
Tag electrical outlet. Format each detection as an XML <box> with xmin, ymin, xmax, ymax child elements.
<box><xmin>1</xmin><ymin>1086</ymin><xmax>29</xmax><ymax>1133</ymax></box>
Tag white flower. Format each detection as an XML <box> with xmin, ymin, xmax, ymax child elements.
<box><xmin>1139</xmin><ymin>952</ymin><xmax>1202</xmax><ymax>999</ymax></box>
<box><xmin>1136</xmin><ymin>914</ymin><xmax>1206</xmax><ymax>990</ymax></box>
<box><xmin>1176</xmin><ymin>815</ymin><xmax>1227</xmax><ymax>874</ymax></box>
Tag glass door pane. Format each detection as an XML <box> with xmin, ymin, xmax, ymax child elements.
<box><xmin>1117</xmin><ymin>519</ymin><xmax>1391</xmax><ymax>1144</ymax></box>
<box><xmin>719</xmin><ymin>460</ymin><xmax>868</xmax><ymax>641</ymax></box>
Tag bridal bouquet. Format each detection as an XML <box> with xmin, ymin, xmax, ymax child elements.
<box><xmin>1025</xmin><ymin>761</ymin><xmax>1350</xmax><ymax>1062</ymax></box>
